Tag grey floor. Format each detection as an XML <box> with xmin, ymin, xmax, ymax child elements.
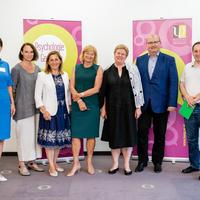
<box><xmin>0</xmin><ymin>156</ymin><xmax>200</xmax><ymax>200</ymax></box>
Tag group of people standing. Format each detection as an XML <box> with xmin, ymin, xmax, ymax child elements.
<box><xmin>0</xmin><ymin>34</ymin><xmax>200</xmax><ymax>182</ymax></box>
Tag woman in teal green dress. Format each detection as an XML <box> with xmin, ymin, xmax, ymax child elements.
<box><xmin>67</xmin><ymin>45</ymin><xmax>103</xmax><ymax>176</ymax></box>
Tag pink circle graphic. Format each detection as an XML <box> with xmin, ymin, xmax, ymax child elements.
<box><xmin>134</xmin><ymin>35</ymin><xmax>145</xmax><ymax>46</ymax></box>
<box><xmin>134</xmin><ymin>21</ymin><xmax>156</xmax><ymax>46</ymax></box>
<box><xmin>72</xmin><ymin>26</ymin><xmax>81</xmax><ymax>46</ymax></box>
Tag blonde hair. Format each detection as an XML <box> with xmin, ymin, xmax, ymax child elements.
<box><xmin>79</xmin><ymin>45</ymin><xmax>98</xmax><ymax>64</ymax></box>
<box><xmin>114</xmin><ymin>44</ymin><xmax>129</xmax><ymax>57</ymax></box>
<box><xmin>44</xmin><ymin>51</ymin><xmax>64</xmax><ymax>74</ymax></box>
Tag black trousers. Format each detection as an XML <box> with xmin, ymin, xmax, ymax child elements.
<box><xmin>137</xmin><ymin>105</ymin><xmax>169</xmax><ymax>165</ymax></box>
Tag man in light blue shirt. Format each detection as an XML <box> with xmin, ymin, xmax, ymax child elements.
<box><xmin>135</xmin><ymin>34</ymin><xmax>178</xmax><ymax>173</ymax></box>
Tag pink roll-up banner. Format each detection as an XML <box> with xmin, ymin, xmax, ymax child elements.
<box><xmin>23</xmin><ymin>19</ymin><xmax>83</xmax><ymax>163</ymax></box>
<box><xmin>132</xmin><ymin>18</ymin><xmax>192</xmax><ymax>161</ymax></box>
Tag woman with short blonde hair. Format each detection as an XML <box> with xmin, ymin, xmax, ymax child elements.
<box><xmin>79</xmin><ymin>45</ymin><xmax>98</xmax><ymax>64</ymax></box>
<box><xmin>114</xmin><ymin>44</ymin><xmax>129</xmax><ymax>57</ymax></box>
<box><xmin>100</xmin><ymin>44</ymin><xmax>144</xmax><ymax>175</ymax></box>
<box><xmin>67</xmin><ymin>45</ymin><xmax>103</xmax><ymax>176</ymax></box>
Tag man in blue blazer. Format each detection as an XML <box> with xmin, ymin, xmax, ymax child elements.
<box><xmin>135</xmin><ymin>34</ymin><xmax>178</xmax><ymax>173</ymax></box>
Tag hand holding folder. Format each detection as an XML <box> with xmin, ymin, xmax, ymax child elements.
<box><xmin>179</xmin><ymin>100</ymin><xmax>195</xmax><ymax>120</ymax></box>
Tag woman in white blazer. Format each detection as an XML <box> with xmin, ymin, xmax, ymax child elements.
<box><xmin>35</xmin><ymin>51</ymin><xmax>71</xmax><ymax>177</ymax></box>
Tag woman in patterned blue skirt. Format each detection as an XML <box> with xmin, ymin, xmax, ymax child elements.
<box><xmin>35</xmin><ymin>51</ymin><xmax>71</xmax><ymax>177</ymax></box>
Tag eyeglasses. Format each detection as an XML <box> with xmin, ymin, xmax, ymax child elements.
<box><xmin>147</xmin><ymin>41</ymin><xmax>160</xmax><ymax>45</ymax></box>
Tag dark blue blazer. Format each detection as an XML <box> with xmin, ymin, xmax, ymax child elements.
<box><xmin>136</xmin><ymin>52</ymin><xmax>178</xmax><ymax>113</ymax></box>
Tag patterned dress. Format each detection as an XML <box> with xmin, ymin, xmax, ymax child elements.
<box><xmin>38</xmin><ymin>74</ymin><xmax>71</xmax><ymax>148</ymax></box>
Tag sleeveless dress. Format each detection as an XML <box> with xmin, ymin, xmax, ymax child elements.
<box><xmin>38</xmin><ymin>74</ymin><xmax>71</xmax><ymax>148</ymax></box>
<box><xmin>71</xmin><ymin>64</ymin><xmax>100</xmax><ymax>138</ymax></box>
<box><xmin>0</xmin><ymin>59</ymin><xmax>12</xmax><ymax>140</ymax></box>
<box><xmin>100</xmin><ymin>64</ymin><xmax>137</xmax><ymax>149</ymax></box>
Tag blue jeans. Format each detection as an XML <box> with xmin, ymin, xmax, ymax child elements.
<box><xmin>184</xmin><ymin>104</ymin><xmax>200</xmax><ymax>169</ymax></box>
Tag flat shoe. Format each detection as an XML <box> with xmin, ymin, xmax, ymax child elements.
<box><xmin>154</xmin><ymin>164</ymin><xmax>162</xmax><ymax>173</ymax></box>
<box><xmin>124</xmin><ymin>170</ymin><xmax>132</xmax><ymax>175</ymax></box>
<box><xmin>49</xmin><ymin>169</ymin><xmax>58</xmax><ymax>177</ymax></box>
<box><xmin>56</xmin><ymin>167</ymin><xmax>64</xmax><ymax>172</ymax></box>
<box><xmin>18</xmin><ymin>166</ymin><xmax>30</xmax><ymax>176</ymax></box>
<box><xmin>27</xmin><ymin>162</ymin><xmax>44</xmax><ymax>172</ymax></box>
<box><xmin>181</xmin><ymin>166</ymin><xmax>199</xmax><ymax>173</ymax></box>
<box><xmin>108</xmin><ymin>167</ymin><xmax>119</xmax><ymax>174</ymax></box>
<box><xmin>0</xmin><ymin>174</ymin><xmax>7</xmax><ymax>181</ymax></box>
<box><xmin>135</xmin><ymin>162</ymin><xmax>147</xmax><ymax>172</ymax></box>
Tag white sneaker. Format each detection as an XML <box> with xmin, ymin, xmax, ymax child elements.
<box><xmin>0</xmin><ymin>174</ymin><xmax>7</xmax><ymax>181</ymax></box>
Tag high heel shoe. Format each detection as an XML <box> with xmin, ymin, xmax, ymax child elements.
<box><xmin>49</xmin><ymin>169</ymin><xmax>58</xmax><ymax>177</ymax></box>
<box><xmin>66</xmin><ymin>166</ymin><xmax>81</xmax><ymax>177</ymax></box>
<box><xmin>87</xmin><ymin>165</ymin><xmax>95</xmax><ymax>175</ymax></box>
<box><xmin>86</xmin><ymin>159</ymin><xmax>95</xmax><ymax>175</ymax></box>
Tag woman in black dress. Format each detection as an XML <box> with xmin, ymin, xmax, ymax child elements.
<box><xmin>100</xmin><ymin>44</ymin><xmax>144</xmax><ymax>175</ymax></box>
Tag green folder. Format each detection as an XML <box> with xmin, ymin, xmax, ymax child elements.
<box><xmin>179</xmin><ymin>100</ymin><xmax>195</xmax><ymax>120</ymax></box>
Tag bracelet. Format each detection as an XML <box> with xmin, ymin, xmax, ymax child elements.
<box><xmin>80</xmin><ymin>92</ymin><xmax>85</xmax><ymax>97</ymax></box>
<box><xmin>77</xmin><ymin>99</ymin><xmax>83</xmax><ymax>103</ymax></box>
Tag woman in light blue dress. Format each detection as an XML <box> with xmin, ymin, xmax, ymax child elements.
<box><xmin>0</xmin><ymin>38</ymin><xmax>15</xmax><ymax>181</ymax></box>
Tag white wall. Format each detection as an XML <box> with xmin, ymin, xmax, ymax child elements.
<box><xmin>1</xmin><ymin>0</ymin><xmax>200</xmax><ymax>152</ymax></box>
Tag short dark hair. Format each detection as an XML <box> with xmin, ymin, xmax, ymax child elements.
<box><xmin>0</xmin><ymin>38</ymin><xmax>3</xmax><ymax>48</ymax></box>
<box><xmin>18</xmin><ymin>42</ymin><xmax>38</xmax><ymax>61</ymax></box>
<box><xmin>192</xmin><ymin>41</ymin><xmax>200</xmax><ymax>51</ymax></box>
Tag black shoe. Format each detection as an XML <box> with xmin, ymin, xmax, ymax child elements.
<box><xmin>154</xmin><ymin>164</ymin><xmax>162</xmax><ymax>173</ymax></box>
<box><xmin>135</xmin><ymin>162</ymin><xmax>147</xmax><ymax>172</ymax></box>
<box><xmin>181</xmin><ymin>166</ymin><xmax>199</xmax><ymax>173</ymax></box>
<box><xmin>124</xmin><ymin>170</ymin><xmax>132</xmax><ymax>176</ymax></box>
<box><xmin>199</xmin><ymin>176</ymin><xmax>200</xmax><ymax>180</ymax></box>
<box><xmin>108</xmin><ymin>168</ymin><xmax>119</xmax><ymax>174</ymax></box>
<box><xmin>143</xmin><ymin>162</ymin><xmax>148</xmax><ymax>167</ymax></box>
